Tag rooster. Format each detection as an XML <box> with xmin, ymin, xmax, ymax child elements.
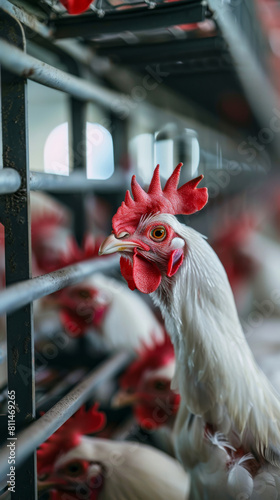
<box><xmin>37</xmin><ymin>405</ymin><xmax>190</xmax><ymax>500</ymax></box>
<box><xmin>113</xmin><ymin>332</ymin><xmax>179</xmax><ymax>430</ymax></box>
<box><xmin>100</xmin><ymin>164</ymin><xmax>280</xmax><ymax>499</ymax></box>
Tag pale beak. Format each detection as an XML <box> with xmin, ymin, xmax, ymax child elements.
<box><xmin>111</xmin><ymin>390</ymin><xmax>139</xmax><ymax>408</ymax></box>
<box><xmin>99</xmin><ymin>234</ymin><xmax>149</xmax><ymax>255</ymax></box>
<box><xmin>99</xmin><ymin>234</ymin><xmax>136</xmax><ymax>255</ymax></box>
<box><xmin>37</xmin><ymin>480</ymin><xmax>57</xmax><ymax>492</ymax></box>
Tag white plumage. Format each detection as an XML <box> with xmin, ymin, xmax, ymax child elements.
<box><xmin>87</xmin><ymin>273</ymin><xmax>164</xmax><ymax>350</ymax></box>
<box><xmin>42</xmin><ymin>437</ymin><xmax>190</xmax><ymax>500</ymax></box>
<box><xmin>145</xmin><ymin>214</ymin><xmax>280</xmax><ymax>499</ymax></box>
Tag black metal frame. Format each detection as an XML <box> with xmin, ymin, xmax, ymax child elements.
<box><xmin>0</xmin><ymin>9</ymin><xmax>132</xmax><ymax>499</ymax></box>
<box><xmin>52</xmin><ymin>0</ymin><xmax>207</xmax><ymax>39</ymax></box>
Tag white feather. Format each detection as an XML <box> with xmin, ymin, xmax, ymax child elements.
<box><xmin>55</xmin><ymin>437</ymin><xmax>190</xmax><ymax>500</ymax></box>
<box><xmin>87</xmin><ymin>273</ymin><xmax>164</xmax><ymax>350</ymax></box>
<box><xmin>252</xmin><ymin>471</ymin><xmax>277</xmax><ymax>500</ymax></box>
<box><xmin>127</xmin><ymin>212</ymin><xmax>280</xmax><ymax>499</ymax></box>
<box><xmin>227</xmin><ymin>455</ymin><xmax>254</xmax><ymax>499</ymax></box>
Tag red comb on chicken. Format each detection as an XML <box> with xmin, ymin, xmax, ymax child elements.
<box><xmin>37</xmin><ymin>405</ymin><xmax>106</xmax><ymax>475</ymax></box>
<box><xmin>100</xmin><ymin>164</ymin><xmax>280</xmax><ymax>499</ymax></box>
<box><xmin>100</xmin><ymin>163</ymin><xmax>207</xmax><ymax>294</ymax></box>
<box><xmin>112</xmin><ymin>163</ymin><xmax>207</xmax><ymax>235</ymax></box>
<box><xmin>113</xmin><ymin>333</ymin><xmax>180</xmax><ymax>430</ymax></box>
<box><xmin>37</xmin><ymin>405</ymin><xmax>106</xmax><ymax>500</ymax></box>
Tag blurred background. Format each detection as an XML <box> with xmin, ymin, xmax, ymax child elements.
<box><xmin>1</xmin><ymin>0</ymin><xmax>280</xmax><ymax>498</ymax></box>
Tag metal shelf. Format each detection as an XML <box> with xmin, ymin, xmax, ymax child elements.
<box><xmin>52</xmin><ymin>0</ymin><xmax>206</xmax><ymax>39</ymax></box>
<box><xmin>0</xmin><ymin>351</ymin><xmax>133</xmax><ymax>483</ymax></box>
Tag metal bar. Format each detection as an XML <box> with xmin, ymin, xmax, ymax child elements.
<box><xmin>30</xmin><ymin>170</ymin><xmax>129</xmax><ymax>192</ymax></box>
<box><xmin>0</xmin><ymin>38</ymin><xmax>132</xmax><ymax>110</ymax></box>
<box><xmin>0</xmin><ymin>256</ymin><xmax>119</xmax><ymax>316</ymax></box>
<box><xmin>0</xmin><ymin>168</ymin><xmax>21</xmax><ymax>193</ymax></box>
<box><xmin>0</xmin><ymin>38</ymin><xmax>244</xmax><ymax>148</ymax></box>
<box><xmin>0</xmin><ymin>11</ymin><xmax>37</xmax><ymax>500</ymax></box>
<box><xmin>0</xmin><ymin>170</ymin><xmax>129</xmax><ymax>194</ymax></box>
<box><xmin>95</xmin><ymin>36</ymin><xmax>224</xmax><ymax>64</ymax></box>
<box><xmin>52</xmin><ymin>0</ymin><xmax>206</xmax><ymax>39</ymax></box>
<box><xmin>69</xmin><ymin>60</ymin><xmax>87</xmax><ymax>246</ymax></box>
<box><xmin>0</xmin><ymin>351</ymin><xmax>133</xmax><ymax>482</ymax></box>
<box><xmin>0</xmin><ymin>0</ymin><xmax>52</xmax><ymax>38</ymax></box>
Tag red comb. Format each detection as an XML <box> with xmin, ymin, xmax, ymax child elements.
<box><xmin>112</xmin><ymin>163</ymin><xmax>208</xmax><ymax>235</ymax></box>
<box><xmin>37</xmin><ymin>405</ymin><xmax>106</xmax><ymax>473</ymax></box>
<box><xmin>120</xmin><ymin>332</ymin><xmax>174</xmax><ymax>389</ymax></box>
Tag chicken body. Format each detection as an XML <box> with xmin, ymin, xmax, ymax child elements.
<box><xmin>86</xmin><ymin>273</ymin><xmax>164</xmax><ymax>350</ymax></box>
<box><xmin>151</xmin><ymin>215</ymin><xmax>280</xmax><ymax>499</ymax></box>
<box><xmin>38</xmin><ymin>436</ymin><xmax>190</xmax><ymax>500</ymax></box>
<box><xmin>49</xmin><ymin>273</ymin><xmax>164</xmax><ymax>350</ymax></box>
<box><xmin>100</xmin><ymin>167</ymin><xmax>280</xmax><ymax>499</ymax></box>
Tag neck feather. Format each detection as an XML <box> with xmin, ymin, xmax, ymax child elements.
<box><xmin>151</xmin><ymin>215</ymin><xmax>280</xmax><ymax>464</ymax></box>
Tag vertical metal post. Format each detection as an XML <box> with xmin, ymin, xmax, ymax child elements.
<box><xmin>53</xmin><ymin>56</ymin><xmax>88</xmax><ymax>245</ymax></box>
<box><xmin>0</xmin><ymin>11</ymin><xmax>37</xmax><ymax>500</ymax></box>
<box><xmin>70</xmin><ymin>95</ymin><xmax>87</xmax><ymax>245</ymax></box>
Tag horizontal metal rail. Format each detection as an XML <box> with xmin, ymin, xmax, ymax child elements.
<box><xmin>0</xmin><ymin>158</ymin><xmax>269</xmax><ymax>196</ymax></box>
<box><xmin>0</xmin><ymin>39</ymin><xmax>132</xmax><ymax>111</ymax></box>
<box><xmin>29</xmin><ymin>170</ymin><xmax>129</xmax><ymax>192</ymax></box>
<box><xmin>0</xmin><ymin>170</ymin><xmax>128</xmax><ymax>195</ymax></box>
<box><xmin>0</xmin><ymin>256</ymin><xmax>119</xmax><ymax>316</ymax></box>
<box><xmin>0</xmin><ymin>168</ymin><xmax>21</xmax><ymax>193</ymax></box>
<box><xmin>0</xmin><ymin>351</ymin><xmax>133</xmax><ymax>482</ymax></box>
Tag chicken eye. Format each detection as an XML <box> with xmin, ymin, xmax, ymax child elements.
<box><xmin>63</xmin><ymin>461</ymin><xmax>85</xmax><ymax>477</ymax></box>
<box><xmin>154</xmin><ymin>380</ymin><xmax>168</xmax><ymax>391</ymax></box>
<box><xmin>38</xmin><ymin>473</ymin><xmax>49</xmax><ymax>481</ymax></box>
<box><xmin>150</xmin><ymin>226</ymin><xmax>167</xmax><ymax>242</ymax></box>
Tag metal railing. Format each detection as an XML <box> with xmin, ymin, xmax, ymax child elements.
<box><xmin>0</xmin><ymin>8</ymin><xmax>131</xmax><ymax>500</ymax></box>
<box><xmin>0</xmin><ymin>257</ymin><xmax>119</xmax><ymax>316</ymax></box>
<box><xmin>0</xmin><ymin>169</ymin><xmax>129</xmax><ymax>195</ymax></box>
<box><xmin>0</xmin><ymin>351</ymin><xmax>133</xmax><ymax>483</ymax></box>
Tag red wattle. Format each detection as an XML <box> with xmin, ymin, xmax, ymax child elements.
<box><xmin>167</xmin><ymin>249</ymin><xmax>184</xmax><ymax>277</ymax></box>
<box><xmin>133</xmin><ymin>251</ymin><xmax>161</xmax><ymax>294</ymax></box>
<box><xmin>120</xmin><ymin>252</ymin><xmax>161</xmax><ymax>294</ymax></box>
<box><xmin>120</xmin><ymin>256</ymin><xmax>136</xmax><ymax>291</ymax></box>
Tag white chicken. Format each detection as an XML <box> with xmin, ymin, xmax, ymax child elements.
<box><xmin>37</xmin><ymin>405</ymin><xmax>190</xmax><ymax>500</ymax></box>
<box><xmin>100</xmin><ymin>164</ymin><xmax>280</xmax><ymax>499</ymax></box>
